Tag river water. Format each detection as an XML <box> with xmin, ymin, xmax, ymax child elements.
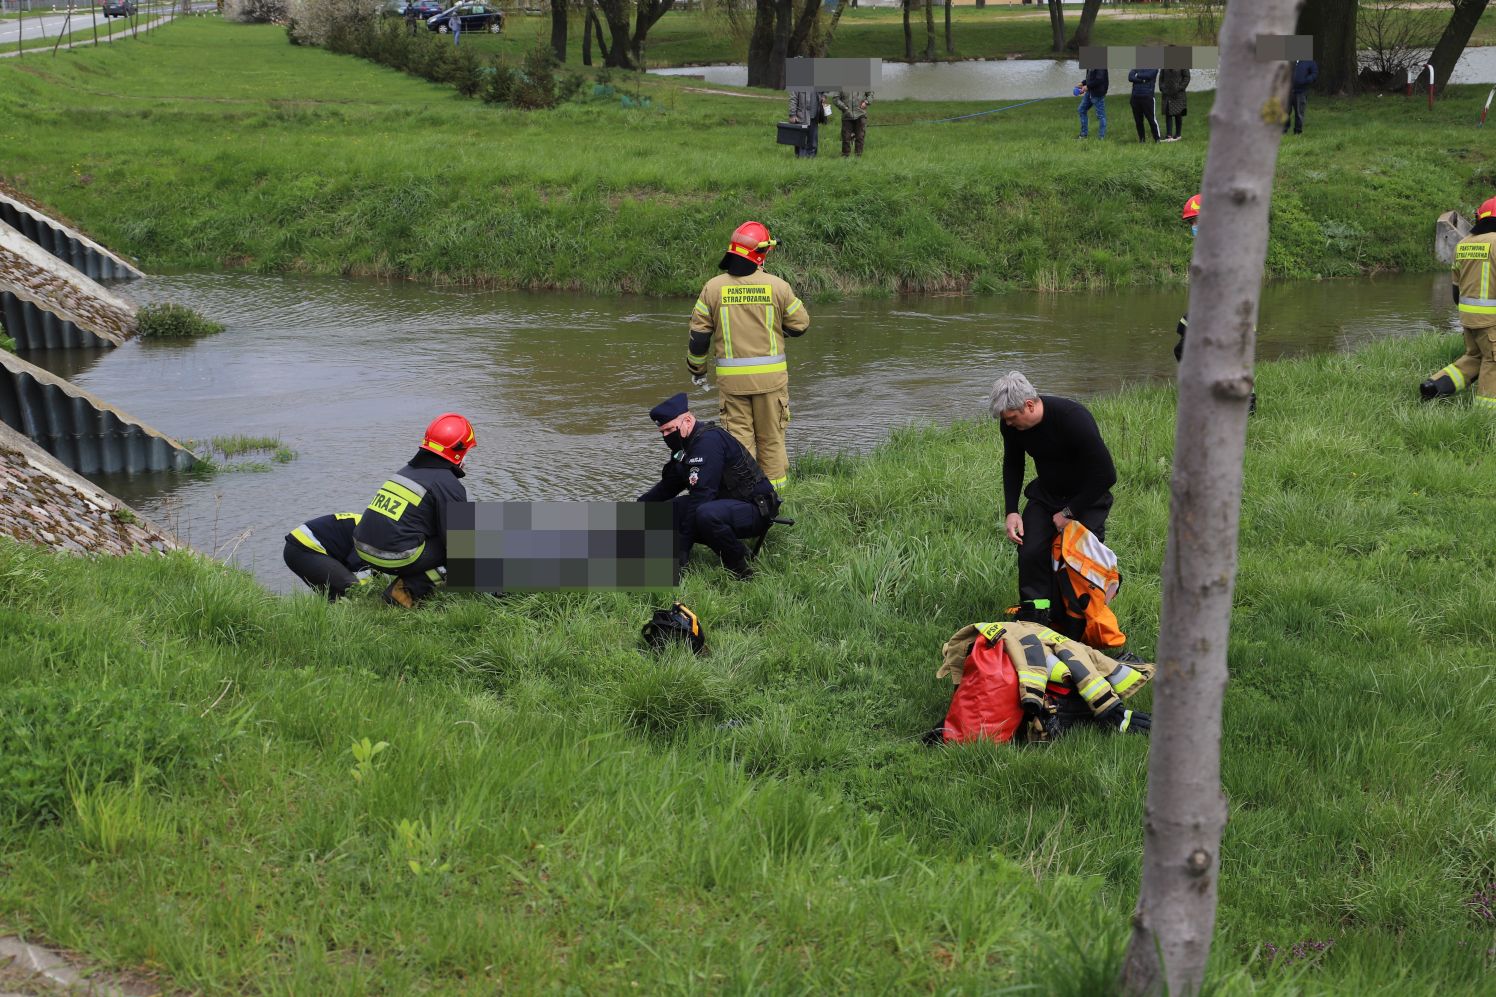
<box><xmin>652</xmin><ymin>47</ymin><xmax>1496</xmax><ymax>102</ymax></box>
<box><xmin>23</xmin><ymin>272</ymin><xmax>1454</xmax><ymax>591</ymax></box>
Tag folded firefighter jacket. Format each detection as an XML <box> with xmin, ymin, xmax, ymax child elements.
<box><xmin>938</xmin><ymin>620</ymin><xmax>1153</xmax><ymax>734</ymax></box>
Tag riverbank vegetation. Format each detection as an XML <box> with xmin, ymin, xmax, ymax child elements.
<box><xmin>3</xmin><ymin>19</ymin><xmax>1492</xmax><ymax>297</ymax></box>
<box><xmin>2</xmin><ymin>331</ymin><xmax>1494</xmax><ymax>991</ymax></box>
<box><xmin>135</xmin><ymin>302</ymin><xmax>225</xmax><ymax>339</ymax></box>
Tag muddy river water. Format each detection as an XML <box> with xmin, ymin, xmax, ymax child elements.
<box><xmin>22</xmin><ymin>271</ymin><xmax>1455</xmax><ymax>591</ymax></box>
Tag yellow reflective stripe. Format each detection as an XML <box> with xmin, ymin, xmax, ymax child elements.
<box><xmin>334</xmin><ymin>512</ymin><xmax>362</xmax><ymax>524</ymax></box>
<box><xmin>291</xmin><ymin>525</ymin><xmax>327</xmax><ymax>555</ymax></box>
<box><xmin>1456</xmin><ymin>242</ymin><xmax>1491</xmax><ymax>260</ymax></box>
<box><xmin>381</xmin><ymin>480</ymin><xmax>423</xmax><ymax>507</ymax></box>
<box><xmin>1077</xmin><ymin>676</ymin><xmax>1109</xmax><ymax>701</ymax></box>
<box><xmin>1441</xmin><ymin>364</ymin><xmax>1470</xmax><ymax>391</ymax></box>
<box><xmin>785</xmin><ymin>298</ymin><xmax>803</xmax><ymax>316</ymax></box>
<box><xmin>688</xmin><ymin>351</ymin><xmax>709</xmax><ymax>363</ymax></box>
<box><xmin>693</xmin><ymin>299</ymin><xmax>710</xmax><ymax>316</ymax></box>
<box><xmin>767</xmin><ymin>305</ymin><xmax>777</xmax><ymax>355</ymax></box>
<box><xmin>355</xmin><ymin>539</ymin><xmax>426</xmax><ymax>569</ymax></box>
<box><xmin>721</xmin><ymin>307</ymin><xmax>732</xmax><ymax>359</ymax></box>
<box><xmin>1458</xmin><ymin>303</ymin><xmax>1496</xmax><ymax>314</ymax></box>
<box><xmin>717</xmin><ymin>360</ymin><xmax>788</xmax><ymax>376</ymax></box>
<box><xmin>1048</xmin><ymin>661</ymin><xmax>1071</xmax><ymax>684</ymax></box>
<box><xmin>1036</xmin><ymin>627</ymin><xmax>1068</xmax><ymax>645</ymax></box>
<box><xmin>1484</xmin><ymin>260</ymin><xmax>1490</xmax><ymax>300</ymax></box>
<box><xmin>1109</xmin><ymin>666</ymin><xmax>1143</xmax><ymax>694</ymax></box>
<box><xmin>1474</xmin><ymin>394</ymin><xmax>1496</xmax><ymax>410</ymax></box>
<box><xmin>977</xmin><ymin>622</ymin><xmax>1005</xmax><ymax>642</ymax></box>
<box><xmin>768</xmin><ymin>475</ymin><xmax>788</xmax><ymax>489</ymax></box>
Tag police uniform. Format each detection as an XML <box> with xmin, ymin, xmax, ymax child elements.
<box><xmin>283</xmin><ymin>512</ymin><xmax>365</xmax><ymax>601</ymax></box>
<box><xmin>639</xmin><ymin>393</ymin><xmax>779</xmax><ymax>577</ymax></box>
<box><xmin>1428</xmin><ymin>226</ymin><xmax>1496</xmax><ymax>408</ymax></box>
<box><xmin>352</xmin><ymin>451</ymin><xmax>468</xmax><ymax>603</ymax></box>
<box><xmin>688</xmin><ymin>264</ymin><xmax>809</xmax><ymax>490</ymax></box>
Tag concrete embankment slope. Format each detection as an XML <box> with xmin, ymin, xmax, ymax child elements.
<box><xmin>0</xmin><ymin>182</ymin><xmax>143</xmax><ymax>282</ymax></box>
<box><xmin>0</xmin><ymin>419</ymin><xmax>176</xmax><ymax>555</ymax></box>
<box><xmin>0</xmin><ymin>221</ymin><xmax>137</xmax><ymax>349</ymax></box>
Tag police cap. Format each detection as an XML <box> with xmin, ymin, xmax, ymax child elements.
<box><xmin>649</xmin><ymin>392</ymin><xmax>690</xmax><ymax>425</ymax></box>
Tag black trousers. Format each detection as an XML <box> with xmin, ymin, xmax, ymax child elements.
<box><xmin>283</xmin><ymin>537</ymin><xmax>357</xmax><ymax>602</ymax></box>
<box><xmin>675</xmin><ymin>495</ymin><xmax>768</xmax><ymax>566</ymax></box>
<box><xmin>1131</xmin><ymin>96</ymin><xmax>1160</xmax><ymax>142</ymax></box>
<box><xmin>361</xmin><ymin>539</ymin><xmax>448</xmax><ymax>601</ymax></box>
<box><xmin>1165</xmin><ymin>113</ymin><xmax>1183</xmax><ymax>138</ymax></box>
<box><xmin>1284</xmin><ymin>91</ymin><xmax>1307</xmax><ymax>133</ymax></box>
<box><xmin>1017</xmin><ymin>487</ymin><xmax>1112</xmax><ymax>605</ymax></box>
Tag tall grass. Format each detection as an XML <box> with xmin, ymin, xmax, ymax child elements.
<box><xmin>0</xmin><ymin>19</ymin><xmax>1488</xmax><ymax>297</ymax></box>
<box><xmin>1</xmin><ymin>333</ymin><xmax>1494</xmax><ymax>991</ymax></box>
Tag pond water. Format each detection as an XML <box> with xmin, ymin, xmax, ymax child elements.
<box><xmin>22</xmin><ymin>271</ymin><xmax>1455</xmax><ymax>591</ymax></box>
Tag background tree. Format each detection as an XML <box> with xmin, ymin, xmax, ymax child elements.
<box><xmin>1295</xmin><ymin>0</ymin><xmax>1358</xmax><ymax>93</ymax></box>
<box><xmin>902</xmin><ymin>0</ymin><xmax>913</xmax><ymax>61</ymax></box>
<box><xmin>1065</xmin><ymin>0</ymin><xmax>1101</xmax><ymax>53</ymax></box>
<box><xmin>1046</xmin><ymin>0</ymin><xmax>1066</xmax><ymax>53</ymax></box>
<box><xmin>631</xmin><ymin>0</ymin><xmax>676</xmax><ymax>66</ymax></box>
<box><xmin>594</xmin><ymin>0</ymin><xmax>635</xmax><ymax>68</ymax></box>
<box><xmin>746</xmin><ymin>0</ymin><xmax>833</xmax><ymax>89</ymax></box>
<box><xmin>1117</xmin><ymin>1</ymin><xmax>1305</xmax><ymax>994</ymax></box>
<box><xmin>945</xmin><ymin>0</ymin><xmax>953</xmax><ymax>56</ymax></box>
<box><xmin>923</xmin><ymin>0</ymin><xmax>935</xmax><ymax>61</ymax></box>
<box><xmin>550</xmin><ymin>0</ymin><xmax>567</xmax><ymax>63</ymax></box>
<box><xmin>1430</xmin><ymin>0</ymin><xmax>1491</xmax><ymax>93</ymax></box>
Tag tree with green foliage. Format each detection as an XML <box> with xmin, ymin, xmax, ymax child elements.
<box><xmin>1431</xmin><ymin>0</ymin><xmax>1491</xmax><ymax>94</ymax></box>
<box><xmin>1118</xmin><ymin>1</ymin><xmax>1305</xmax><ymax>993</ymax></box>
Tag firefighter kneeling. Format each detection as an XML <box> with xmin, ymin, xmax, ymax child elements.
<box><xmin>352</xmin><ymin>413</ymin><xmax>475</xmax><ymax>608</ymax></box>
<box><xmin>930</xmin><ymin>620</ymin><xmax>1153</xmax><ymax>745</ymax></box>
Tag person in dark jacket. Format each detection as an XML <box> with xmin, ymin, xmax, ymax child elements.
<box><xmin>990</xmin><ymin>372</ymin><xmax>1118</xmax><ymax>626</ymax></box>
<box><xmin>638</xmin><ymin>393</ymin><xmax>779</xmax><ymax>581</ymax></box>
<box><xmin>284</xmin><ymin>512</ymin><xmax>367</xmax><ymax>601</ymax></box>
<box><xmin>1127</xmin><ymin>68</ymin><xmax>1161</xmax><ymax>143</ymax></box>
<box><xmin>353</xmin><ymin>413</ymin><xmax>475</xmax><ymax>607</ymax></box>
<box><xmin>1076</xmin><ymin>67</ymin><xmax>1108</xmax><ymax>139</ymax></box>
<box><xmin>1285</xmin><ymin>58</ymin><xmax>1318</xmax><ymax>134</ymax></box>
<box><xmin>1159</xmin><ymin>67</ymin><xmax>1190</xmax><ymax>141</ymax></box>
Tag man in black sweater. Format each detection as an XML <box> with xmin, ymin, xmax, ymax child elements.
<box><xmin>991</xmin><ymin>371</ymin><xmax>1117</xmax><ymax>625</ymax></box>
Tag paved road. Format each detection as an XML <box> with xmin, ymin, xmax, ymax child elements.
<box><xmin>0</xmin><ymin>4</ymin><xmax>210</xmax><ymax>44</ymax></box>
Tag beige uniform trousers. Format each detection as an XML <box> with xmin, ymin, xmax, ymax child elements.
<box><xmin>718</xmin><ymin>387</ymin><xmax>790</xmax><ymax>487</ymax></box>
<box><xmin>1434</xmin><ymin>325</ymin><xmax>1496</xmax><ymax>409</ymax></box>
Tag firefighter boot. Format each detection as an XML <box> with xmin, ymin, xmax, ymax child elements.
<box><xmin>382</xmin><ymin>577</ymin><xmax>416</xmax><ymax>608</ymax></box>
<box><xmin>1420</xmin><ymin>374</ymin><xmax>1457</xmax><ymax>401</ymax></box>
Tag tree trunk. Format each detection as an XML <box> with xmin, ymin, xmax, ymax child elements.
<box><xmin>550</xmin><ymin>0</ymin><xmax>568</xmax><ymax>63</ymax></box>
<box><xmin>1294</xmin><ymin>0</ymin><xmax>1357</xmax><ymax>94</ymax></box>
<box><xmin>1430</xmin><ymin>0</ymin><xmax>1490</xmax><ymax>94</ymax></box>
<box><xmin>596</xmin><ymin>0</ymin><xmax>635</xmax><ymax>68</ymax></box>
<box><xmin>632</xmin><ymin>0</ymin><xmax>677</xmax><ymax>68</ymax></box>
<box><xmin>1046</xmin><ymin>0</ymin><xmax>1066</xmax><ymax>53</ymax></box>
<box><xmin>788</xmin><ymin>0</ymin><xmax>820</xmax><ymax>57</ymax></box>
<box><xmin>902</xmin><ymin>0</ymin><xmax>913</xmax><ymax>61</ymax></box>
<box><xmin>770</xmin><ymin>0</ymin><xmax>792</xmax><ymax>87</ymax></box>
<box><xmin>1117</xmin><ymin>2</ymin><xmax>1304</xmax><ymax>995</ymax></box>
<box><xmin>1066</xmin><ymin>0</ymin><xmax>1102</xmax><ymax>53</ymax></box>
<box><xmin>584</xmin><ymin>0</ymin><xmax>598</xmax><ymax>66</ymax></box>
<box><xmin>923</xmin><ymin>0</ymin><xmax>935</xmax><ymax>61</ymax></box>
<box><xmin>944</xmin><ymin>0</ymin><xmax>953</xmax><ymax>55</ymax></box>
<box><xmin>818</xmin><ymin>0</ymin><xmax>850</xmax><ymax>57</ymax></box>
<box><xmin>747</xmin><ymin>0</ymin><xmax>777</xmax><ymax>87</ymax></box>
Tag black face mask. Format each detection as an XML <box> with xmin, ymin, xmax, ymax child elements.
<box><xmin>663</xmin><ymin>430</ymin><xmax>686</xmax><ymax>453</ymax></box>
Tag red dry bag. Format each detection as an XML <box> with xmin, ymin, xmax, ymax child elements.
<box><xmin>941</xmin><ymin>633</ymin><xmax>1024</xmax><ymax>744</ymax></box>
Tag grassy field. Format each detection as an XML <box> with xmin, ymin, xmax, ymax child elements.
<box><xmin>2</xmin><ymin>331</ymin><xmax>1495</xmax><ymax>992</ymax></box>
<box><xmin>2</xmin><ymin>18</ymin><xmax>1493</xmax><ymax>297</ymax></box>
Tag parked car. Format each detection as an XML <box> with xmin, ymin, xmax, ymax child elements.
<box><xmin>426</xmin><ymin>3</ymin><xmax>504</xmax><ymax>34</ymax></box>
<box><xmin>400</xmin><ymin>0</ymin><xmax>445</xmax><ymax>19</ymax></box>
<box><xmin>102</xmin><ymin>0</ymin><xmax>137</xmax><ymax>17</ymax></box>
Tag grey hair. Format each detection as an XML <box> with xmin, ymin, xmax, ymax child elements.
<box><xmin>989</xmin><ymin>371</ymin><xmax>1038</xmax><ymax>419</ymax></box>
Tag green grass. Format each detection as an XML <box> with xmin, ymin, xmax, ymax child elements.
<box><xmin>188</xmin><ymin>435</ymin><xmax>297</xmax><ymax>473</ymax></box>
<box><xmin>136</xmin><ymin>301</ymin><xmax>225</xmax><ymax>338</ymax></box>
<box><xmin>2</xmin><ymin>332</ymin><xmax>1495</xmax><ymax>992</ymax></box>
<box><xmin>3</xmin><ymin>18</ymin><xmax>1494</xmax><ymax>297</ymax></box>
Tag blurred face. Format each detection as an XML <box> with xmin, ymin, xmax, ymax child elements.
<box><xmin>1000</xmin><ymin>398</ymin><xmax>1043</xmax><ymax>430</ymax></box>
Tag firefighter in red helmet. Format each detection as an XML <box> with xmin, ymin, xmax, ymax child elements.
<box><xmin>1174</xmin><ymin>193</ymin><xmax>1256</xmax><ymax>412</ymax></box>
<box><xmin>352</xmin><ymin>413</ymin><xmax>475</xmax><ymax>607</ymax></box>
<box><xmin>1421</xmin><ymin>195</ymin><xmax>1496</xmax><ymax>407</ymax></box>
<box><xmin>686</xmin><ymin>221</ymin><xmax>810</xmax><ymax>491</ymax></box>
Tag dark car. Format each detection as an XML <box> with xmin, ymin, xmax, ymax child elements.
<box><xmin>426</xmin><ymin>3</ymin><xmax>504</xmax><ymax>34</ymax></box>
<box><xmin>102</xmin><ymin>0</ymin><xmax>137</xmax><ymax>17</ymax></box>
<box><xmin>401</xmin><ymin>0</ymin><xmax>445</xmax><ymax>19</ymax></box>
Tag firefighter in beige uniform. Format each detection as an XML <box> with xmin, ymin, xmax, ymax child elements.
<box><xmin>687</xmin><ymin>221</ymin><xmax>809</xmax><ymax>489</ymax></box>
<box><xmin>1421</xmin><ymin>195</ymin><xmax>1496</xmax><ymax>409</ymax></box>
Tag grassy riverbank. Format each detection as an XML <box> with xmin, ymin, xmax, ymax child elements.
<box><xmin>2</xmin><ymin>19</ymin><xmax>1492</xmax><ymax>296</ymax></box>
<box><xmin>3</xmin><ymin>332</ymin><xmax>1495</xmax><ymax>992</ymax></box>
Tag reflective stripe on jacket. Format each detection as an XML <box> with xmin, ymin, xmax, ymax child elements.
<box><xmin>1454</xmin><ymin>233</ymin><xmax>1496</xmax><ymax>329</ymax></box>
<box><xmin>290</xmin><ymin>512</ymin><xmax>363</xmax><ymax>568</ymax></box>
<box><xmin>353</xmin><ymin>461</ymin><xmax>467</xmax><ymax>569</ymax></box>
<box><xmin>688</xmin><ymin>269</ymin><xmax>810</xmax><ymax>395</ymax></box>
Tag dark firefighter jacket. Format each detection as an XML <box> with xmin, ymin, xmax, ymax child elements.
<box><xmin>353</xmin><ymin>451</ymin><xmax>468</xmax><ymax>569</ymax></box>
<box><xmin>290</xmin><ymin>512</ymin><xmax>364</xmax><ymax>570</ymax></box>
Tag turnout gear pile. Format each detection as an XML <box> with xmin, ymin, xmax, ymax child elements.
<box><xmin>641</xmin><ymin>602</ymin><xmax>706</xmax><ymax>654</ymax></box>
<box><xmin>1423</xmin><ymin>209</ymin><xmax>1496</xmax><ymax>410</ymax></box>
<box><xmin>936</xmin><ymin>621</ymin><xmax>1154</xmax><ymax>743</ymax></box>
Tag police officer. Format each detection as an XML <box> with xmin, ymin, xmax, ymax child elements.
<box><xmin>688</xmin><ymin>221</ymin><xmax>809</xmax><ymax>492</ymax></box>
<box><xmin>1421</xmin><ymin>196</ymin><xmax>1496</xmax><ymax>408</ymax></box>
<box><xmin>352</xmin><ymin>413</ymin><xmax>475</xmax><ymax>607</ymax></box>
<box><xmin>638</xmin><ymin>393</ymin><xmax>779</xmax><ymax>581</ymax></box>
<box><xmin>283</xmin><ymin>512</ymin><xmax>366</xmax><ymax>602</ymax></box>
